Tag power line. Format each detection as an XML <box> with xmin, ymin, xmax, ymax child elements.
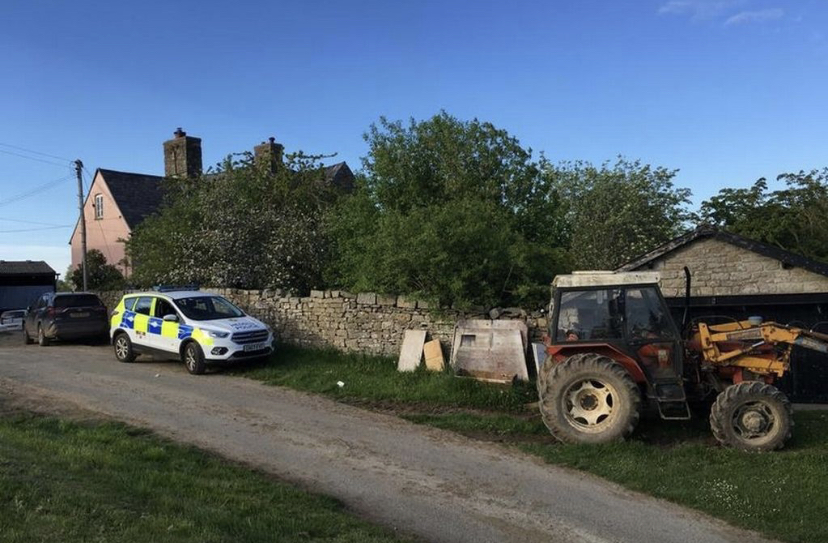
<box><xmin>0</xmin><ymin>217</ymin><xmax>69</xmax><ymax>227</ymax></box>
<box><xmin>0</xmin><ymin>174</ymin><xmax>73</xmax><ymax>208</ymax></box>
<box><xmin>80</xmin><ymin>166</ymin><xmax>117</xmax><ymax>267</ymax></box>
<box><xmin>0</xmin><ymin>142</ymin><xmax>72</xmax><ymax>162</ymax></box>
<box><xmin>82</xmin><ymin>167</ymin><xmax>92</xmax><ymax>194</ymax></box>
<box><xmin>0</xmin><ymin>148</ymin><xmax>71</xmax><ymax>168</ymax></box>
<box><xmin>0</xmin><ymin>225</ymin><xmax>72</xmax><ymax>234</ymax></box>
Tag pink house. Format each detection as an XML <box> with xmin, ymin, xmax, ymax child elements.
<box><xmin>69</xmin><ymin>129</ymin><xmax>354</xmax><ymax>277</ymax></box>
<box><xmin>69</xmin><ymin>168</ymin><xmax>166</xmax><ymax>275</ymax></box>
<box><xmin>69</xmin><ymin>128</ymin><xmax>201</xmax><ymax>276</ymax></box>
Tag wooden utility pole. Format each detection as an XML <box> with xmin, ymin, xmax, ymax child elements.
<box><xmin>74</xmin><ymin>159</ymin><xmax>87</xmax><ymax>291</ymax></box>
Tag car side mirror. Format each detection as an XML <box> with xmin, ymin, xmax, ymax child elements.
<box><xmin>163</xmin><ymin>314</ymin><xmax>179</xmax><ymax>322</ymax></box>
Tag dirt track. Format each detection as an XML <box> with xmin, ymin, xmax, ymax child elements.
<box><xmin>0</xmin><ymin>331</ymin><xmax>774</xmax><ymax>543</ymax></box>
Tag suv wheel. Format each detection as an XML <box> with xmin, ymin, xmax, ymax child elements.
<box><xmin>37</xmin><ymin>325</ymin><xmax>50</xmax><ymax>347</ymax></box>
<box><xmin>114</xmin><ymin>333</ymin><xmax>136</xmax><ymax>363</ymax></box>
<box><xmin>23</xmin><ymin>326</ymin><xmax>34</xmax><ymax>345</ymax></box>
<box><xmin>182</xmin><ymin>342</ymin><xmax>206</xmax><ymax>375</ymax></box>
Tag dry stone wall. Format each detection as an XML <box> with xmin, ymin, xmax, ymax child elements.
<box><xmin>96</xmin><ymin>288</ymin><xmax>548</xmax><ymax>357</ymax></box>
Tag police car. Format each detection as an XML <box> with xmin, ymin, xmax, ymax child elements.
<box><xmin>109</xmin><ymin>288</ymin><xmax>274</xmax><ymax>374</ymax></box>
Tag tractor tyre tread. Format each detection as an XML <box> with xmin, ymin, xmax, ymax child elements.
<box><xmin>710</xmin><ymin>381</ymin><xmax>793</xmax><ymax>452</ymax></box>
<box><xmin>538</xmin><ymin>353</ymin><xmax>641</xmax><ymax>444</ymax></box>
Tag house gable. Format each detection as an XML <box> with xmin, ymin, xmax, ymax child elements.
<box><xmin>69</xmin><ymin>170</ymin><xmax>135</xmax><ymax>273</ymax></box>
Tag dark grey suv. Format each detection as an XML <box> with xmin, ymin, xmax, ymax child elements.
<box><xmin>24</xmin><ymin>292</ymin><xmax>108</xmax><ymax>346</ymax></box>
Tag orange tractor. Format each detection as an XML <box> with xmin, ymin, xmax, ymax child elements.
<box><xmin>537</xmin><ymin>271</ymin><xmax>828</xmax><ymax>451</ymax></box>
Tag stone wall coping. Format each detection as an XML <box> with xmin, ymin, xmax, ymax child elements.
<box><xmin>90</xmin><ymin>286</ymin><xmax>549</xmax><ymax>357</ymax></box>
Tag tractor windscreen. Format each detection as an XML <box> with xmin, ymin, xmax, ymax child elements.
<box><xmin>554</xmin><ymin>286</ymin><xmax>681</xmax><ymax>381</ymax></box>
<box><xmin>555</xmin><ymin>289</ymin><xmax>624</xmax><ymax>342</ymax></box>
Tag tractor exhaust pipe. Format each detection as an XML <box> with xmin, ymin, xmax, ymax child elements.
<box><xmin>682</xmin><ymin>266</ymin><xmax>692</xmax><ymax>331</ymax></box>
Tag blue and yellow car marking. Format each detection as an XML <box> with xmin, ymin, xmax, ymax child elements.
<box><xmin>148</xmin><ymin>317</ymin><xmax>163</xmax><ymax>335</ymax></box>
<box><xmin>191</xmin><ymin>327</ymin><xmax>214</xmax><ymax>346</ymax></box>
<box><xmin>120</xmin><ymin>310</ymin><xmax>135</xmax><ymax>330</ymax></box>
<box><xmin>161</xmin><ymin>320</ymin><xmax>178</xmax><ymax>338</ymax></box>
<box><xmin>112</xmin><ymin>295</ymin><xmax>237</xmax><ymax>354</ymax></box>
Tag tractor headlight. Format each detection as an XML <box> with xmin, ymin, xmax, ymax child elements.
<box><xmin>207</xmin><ymin>330</ymin><xmax>229</xmax><ymax>339</ymax></box>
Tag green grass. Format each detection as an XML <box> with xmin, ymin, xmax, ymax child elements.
<box><xmin>520</xmin><ymin>412</ymin><xmax>828</xmax><ymax>543</ymax></box>
<box><xmin>237</xmin><ymin>345</ymin><xmax>537</xmax><ymax>412</ymax></box>
<box><xmin>237</xmin><ymin>346</ymin><xmax>828</xmax><ymax>543</ymax></box>
<box><xmin>0</xmin><ymin>408</ymin><xmax>408</xmax><ymax>543</ymax></box>
<box><xmin>405</xmin><ymin>410</ymin><xmax>828</xmax><ymax>543</ymax></box>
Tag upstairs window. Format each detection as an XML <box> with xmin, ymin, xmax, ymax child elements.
<box><xmin>94</xmin><ymin>194</ymin><xmax>104</xmax><ymax>219</ymax></box>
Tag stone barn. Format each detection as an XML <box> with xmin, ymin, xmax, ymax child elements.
<box><xmin>619</xmin><ymin>226</ymin><xmax>828</xmax><ymax>402</ymax></box>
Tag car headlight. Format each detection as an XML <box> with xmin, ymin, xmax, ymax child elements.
<box><xmin>207</xmin><ymin>330</ymin><xmax>229</xmax><ymax>338</ymax></box>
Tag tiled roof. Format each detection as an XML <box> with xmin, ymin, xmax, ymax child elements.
<box><xmin>324</xmin><ymin>161</ymin><xmax>355</xmax><ymax>191</ymax></box>
<box><xmin>618</xmin><ymin>225</ymin><xmax>828</xmax><ymax>278</ymax></box>
<box><xmin>98</xmin><ymin>169</ymin><xmax>165</xmax><ymax>229</ymax></box>
<box><xmin>98</xmin><ymin>161</ymin><xmax>353</xmax><ymax>232</ymax></box>
<box><xmin>0</xmin><ymin>260</ymin><xmax>56</xmax><ymax>275</ymax></box>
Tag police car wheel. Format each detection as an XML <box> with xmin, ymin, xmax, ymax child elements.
<box><xmin>183</xmin><ymin>342</ymin><xmax>206</xmax><ymax>375</ymax></box>
<box><xmin>114</xmin><ymin>333</ymin><xmax>136</xmax><ymax>363</ymax></box>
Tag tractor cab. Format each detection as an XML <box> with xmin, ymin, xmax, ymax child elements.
<box><xmin>547</xmin><ymin>271</ymin><xmax>690</xmax><ymax>420</ymax></box>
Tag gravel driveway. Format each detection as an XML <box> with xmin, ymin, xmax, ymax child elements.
<box><xmin>0</xmin><ymin>332</ymin><xmax>774</xmax><ymax>543</ymax></box>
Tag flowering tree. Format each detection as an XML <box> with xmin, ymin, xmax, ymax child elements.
<box><xmin>126</xmin><ymin>152</ymin><xmax>339</xmax><ymax>291</ymax></box>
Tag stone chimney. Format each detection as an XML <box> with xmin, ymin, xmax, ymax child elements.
<box><xmin>163</xmin><ymin>128</ymin><xmax>202</xmax><ymax>178</ymax></box>
<box><xmin>253</xmin><ymin>137</ymin><xmax>284</xmax><ymax>174</ymax></box>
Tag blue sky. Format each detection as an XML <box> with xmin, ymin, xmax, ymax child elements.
<box><xmin>1</xmin><ymin>0</ymin><xmax>826</xmax><ymax>276</ymax></box>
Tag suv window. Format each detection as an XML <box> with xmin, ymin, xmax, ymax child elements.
<box><xmin>54</xmin><ymin>294</ymin><xmax>103</xmax><ymax>309</ymax></box>
<box><xmin>153</xmin><ymin>298</ymin><xmax>177</xmax><ymax>319</ymax></box>
<box><xmin>134</xmin><ymin>297</ymin><xmax>153</xmax><ymax>316</ymax></box>
<box><xmin>123</xmin><ymin>297</ymin><xmax>138</xmax><ymax>311</ymax></box>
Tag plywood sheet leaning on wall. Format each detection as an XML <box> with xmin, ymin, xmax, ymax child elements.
<box><xmin>449</xmin><ymin>320</ymin><xmax>529</xmax><ymax>383</ymax></box>
<box><xmin>398</xmin><ymin>329</ymin><xmax>427</xmax><ymax>372</ymax></box>
<box><xmin>423</xmin><ymin>339</ymin><xmax>445</xmax><ymax>371</ymax></box>
<box><xmin>530</xmin><ymin>342</ymin><xmax>548</xmax><ymax>377</ymax></box>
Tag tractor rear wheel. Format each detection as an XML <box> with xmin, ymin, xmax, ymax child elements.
<box><xmin>710</xmin><ymin>381</ymin><xmax>792</xmax><ymax>452</ymax></box>
<box><xmin>538</xmin><ymin>353</ymin><xmax>641</xmax><ymax>444</ymax></box>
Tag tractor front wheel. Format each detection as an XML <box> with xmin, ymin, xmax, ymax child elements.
<box><xmin>538</xmin><ymin>353</ymin><xmax>641</xmax><ymax>444</ymax></box>
<box><xmin>710</xmin><ymin>381</ymin><xmax>792</xmax><ymax>452</ymax></box>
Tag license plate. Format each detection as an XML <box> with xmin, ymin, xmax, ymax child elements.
<box><xmin>71</xmin><ymin>312</ymin><xmax>90</xmax><ymax>318</ymax></box>
<box><xmin>243</xmin><ymin>342</ymin><xmax>266</xmax><ymax>352</ymax></box>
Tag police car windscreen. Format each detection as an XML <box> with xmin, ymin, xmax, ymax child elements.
<box><xmin>175</xmin><ymin>296</ymin><xmax>245</xmax><ymax>321</ymax></box>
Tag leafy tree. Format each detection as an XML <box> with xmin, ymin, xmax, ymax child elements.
<box><xmin>127</xmin><ymin>152</ymin><xmax>339</xmax><ymax>291</ymax></box>
<box><xmin>699</xmin><ymin>169</ymin><xmax>828</xmax><ymax>261</ymax></box>
<box><xmin>57</xmin><ymin>266</ymin><xmax>74</xmax><ymax>292</ymax></box>
<box><xmin>547</xmin><ymin>158</ymin><xmax>692</xmax><ymax>270</ymax></box>
<box><xmin>326</xmin><ymin>112</ymin><xmax>568</xmax><ymax>308</ymax></box>
<box><xmin>69</xmin><ymin>249</ymin><xmax>126</xmax><ymax>291</ymax></box>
